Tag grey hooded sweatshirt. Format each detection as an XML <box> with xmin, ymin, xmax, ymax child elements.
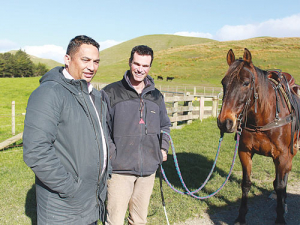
<box><xmin>23</xmin><ymin>67</ymin><xmax>110</xmax><ymax>224</ymax></box>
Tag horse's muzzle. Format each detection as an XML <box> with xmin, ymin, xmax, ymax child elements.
<box><xmin>217</xmin><ymin>117</ymin><xmax>236</xmax><ymax>133</ymax></box>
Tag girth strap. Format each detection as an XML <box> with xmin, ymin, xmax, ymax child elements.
<box><xmin>243</xmin><ymin>114</ymin><xmax>294</xmax><ymax>132</ymax></box>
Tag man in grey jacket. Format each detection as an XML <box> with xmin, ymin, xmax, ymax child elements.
<box><xmin>23</xmin><ymin>35</ymin><xmax>110</xmax><ymax>225</ymax></box>
<box><xmin>103</xmin><ymin>45</ymin><xmax>171</xmax><ymax>225</ymax></box>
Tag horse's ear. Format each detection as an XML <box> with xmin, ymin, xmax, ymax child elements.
<box><xmin>243</xmin><ymin>48</ymin><xmax>252</xmax><ymax>64</ymax></box>
<box><xmin>227</xmin><ymin>49</ymin><xmax>235</xmax><ymax>66</ymax></box>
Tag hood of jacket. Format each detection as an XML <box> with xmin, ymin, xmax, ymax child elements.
<box><xmin>40</xmin><ymin>66</ymin><xmax>90</xmax><ymax>95</ymax></box>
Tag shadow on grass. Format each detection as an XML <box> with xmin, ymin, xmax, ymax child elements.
<box><xmin>205</xmin><ymin>191</ymin><xmax>300</xmax><ymax>225</ymax></box>
<box><xmin>158</xmin><ymin>152</ymin><xmax>300</xmax><ymax>225</ymax></box>
<box><xmin>25</xmin><ymin>184</ymin><xmax>37</xmax><ymax>225</ymax></box>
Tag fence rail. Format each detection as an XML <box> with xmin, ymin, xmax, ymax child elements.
<box><xmin>163</xmin><ymin>93</ymin><xmax>220</xmax><ymax>129</ymax></box>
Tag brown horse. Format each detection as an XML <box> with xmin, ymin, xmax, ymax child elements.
<box><xmin>217</xmin><ymin>48</ymin><xmax>299</xmax><ymax>225</ymax></box>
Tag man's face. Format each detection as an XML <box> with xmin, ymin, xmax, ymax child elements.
<box><xmin>64</xmin><ymin>44</ymin><xmax>100</xmax><ymax>83</ymax></box>
<box><xmin>129</xmin><ymin>52</ymin><xmax>152</xmax><ymax>85</ymax></box>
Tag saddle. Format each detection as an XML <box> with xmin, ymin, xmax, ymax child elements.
<box><xmin>268</xmin><ymin>70</ymin><xmax>300</xmax><ymax>154</ymax></box>
<box><xmin>268</xmin><ymin>70</ymin><xmax>300</xmax><ymax>96</ymax></box>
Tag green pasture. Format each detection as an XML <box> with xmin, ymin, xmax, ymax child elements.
<box><xmin>0</xmin><ymin>77</ymin><xmax>40</xmax><ymax>142</ymax></box>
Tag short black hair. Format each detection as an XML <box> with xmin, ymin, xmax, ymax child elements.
<box><xmin>66</xmin><ymin>35</ymin><xmax>100</xmax><ymax>56</ymax></box>
<box><xmin>129</xmin><ymin>45</ymin><xmax>154</xmax><ymax>66</ymax></box>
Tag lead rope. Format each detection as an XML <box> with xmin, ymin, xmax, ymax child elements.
<box><xmin>159</xmin><ymin>133</ymin><xmax>170</xmax><ymax>225</ymax></box>
<box><xmin>160</xmin><ymin>130</ymin><xmax>240</xmax><ymax>201</ymax></box>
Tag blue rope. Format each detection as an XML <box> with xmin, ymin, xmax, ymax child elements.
<box><xmin>161</xmin><ymin>130</ymin><xmax>240</xmax><ymax>199</ymax></box>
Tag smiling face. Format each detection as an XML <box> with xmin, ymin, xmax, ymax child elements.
<box><xmin>129</xmin><ymin>52</ymin><xmax>152</xmax><ymax>87</ymax></box>
<box><xmin>64</xmin><ymin>43</ymin><xmax>100</xmax><ymax>83</ymax></box>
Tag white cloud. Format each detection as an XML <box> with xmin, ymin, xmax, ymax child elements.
<box><xmin>22</xmin><ymin>45</ymin><xmax>66</xmax><ymax>64</ymax></box>
<box><xmin>0</xmin><ymin>39</ymin><xmax>122</xmax><ymax>63</ymax></box>
<box><xmin>174</xmin><ymin>31</ymin><xmax>213</xmax><ymax>39</ymax></box>
<box><xmin>215</xmin><ymin>13</ymin><xmax>300</xmax><ymax>41</ymax></box>
<box><xmin>20</xmin><ymin>40</ymin><xmax>122</xmax><ymax>63</ymax></box>
<box><xmin>99</xmin><ymin>40</ymin><xmax>123</xmax><ymax>51</ymax></box>
<box><xmin>0</xmin><ymin>39</ymin><xmax>19</xmax><ymax>52</ymax></box>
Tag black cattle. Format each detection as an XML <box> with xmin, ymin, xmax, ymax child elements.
<box><xmin>167</xmin><ymin>76</ymin><xmax>174</xmax><ymax>81</ymax></box>
<box><xmin>157</xmin><ymin>76</ymin><xmax>163</xmax><ymax>80</ymax></box>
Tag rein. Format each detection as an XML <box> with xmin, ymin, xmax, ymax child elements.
<box><xmin>160</xmin><ymin>130</ymin><xmax>240</xmax><ymax>200</ymax></box>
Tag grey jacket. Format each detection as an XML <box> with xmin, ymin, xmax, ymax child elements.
<box><xmin>23</xmin><ymin>67</ymin><xmax>110</xmax><ymax>224</ymax></box>
<box><xmin>103</xmin><ymin>71</ymin><xmax>171</xmax><ymax>176</ymax></box>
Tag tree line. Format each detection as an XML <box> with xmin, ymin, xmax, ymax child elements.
<box><xmin>0</xmin><ymin>50</ymin><xmax>49</xmax><ymax>78</ymax></box>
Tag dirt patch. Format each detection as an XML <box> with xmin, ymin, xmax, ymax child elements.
<box><xmin>174</xmin><ymin>182</ymin><xmax>300</xmax><ymax>225</ymax></box>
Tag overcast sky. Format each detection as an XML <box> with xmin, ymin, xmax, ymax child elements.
<box><xmin>1</xmin><ymin>0</ymin><xmax>299</xmax><ymax>63</ymax></box>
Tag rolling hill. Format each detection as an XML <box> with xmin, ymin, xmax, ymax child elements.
<box><xmin>8</xmin><ymin>35</ymin><xmax>300</xmax><ymax>87</ymax></box>
<box><xmin>95</xmin><ymin>35</ymin><xmax>300</xmax><ymax>86</ymax></box>
<box><xmin>8</xmin><ymin>50</ymin><xmax>62</xmax><ymax>69</ymax></box>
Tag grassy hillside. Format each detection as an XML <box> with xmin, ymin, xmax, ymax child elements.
<box><xmin>95</xmin><ymin>36</ymin><xmax>300</xmax><ymax>86</ymax></box>
<box><xmin>99</xmin><ymin>34</ymin><xmax>215</xmax><ymax>66</ymax></box>
<box><xmin>9</xmin><ymin>50</ymin><xmax>62</xmax><ymax>69</ymax></box>
<box><xmin>29</xmin><ymin>55</ymin><xmax>62</xmax><ymax>69</ymax></box>
<box><xmin>7</xmin><ymin>35</ymin><xmax>300</xmax><ymax>87</ymax></box>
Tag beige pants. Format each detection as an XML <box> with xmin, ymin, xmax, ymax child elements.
<box><xmin>105</xmin><ymin>173</ymin><xmax>156</xmax><ymax>225</ymax></box>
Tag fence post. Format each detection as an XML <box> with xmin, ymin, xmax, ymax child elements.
<box><xmin>212</xmin><ymin>97</ymin><xmax>218</xmax><ymax>117</ymax></box>
<box><xmin>12</xmin><ymin>101</ymin><xmax>15</xmax><ymax>136</ymax></box>
<box><xmin>194</xmin><ymin>87</ymin><xmax>196</xmax><ymax>95</ymax></box>
<box><xmin>199</xmin><ymin>96</ymin><xmax>205</xmax><ymax>121</ymax></box>
<box><xmin>172</xmin><ymin>101</ymin><xmax>178</xmax><ymax>128</ymax></box>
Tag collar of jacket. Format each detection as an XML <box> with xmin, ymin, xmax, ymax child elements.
<box><xmin>39</xmin><ymin>66</ymin><xmax>90</xmax><ymax>95</ymax></box>
<box><xmin>122</xmin><ymin>70</ymin><xmax>155</xmax><ymax>96</ymax></box>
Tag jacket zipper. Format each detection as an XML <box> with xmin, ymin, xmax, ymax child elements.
<box><xmin>79</xmin><ymin>82</ymin><xmax>102</xmax><ymax>207</ymax></box>
<box><xmin>139</xmin><ymin>95</ymin><xmax>145</xmax><ymax>176</ymax></box>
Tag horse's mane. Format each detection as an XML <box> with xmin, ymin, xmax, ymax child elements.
<box><xmin>254</xmin><ymin>66</ymin><xmax>269</xmax><ymax>111</ymax></box>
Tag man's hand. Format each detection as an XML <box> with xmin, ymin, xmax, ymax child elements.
<box><xmin>161</xmin><ymin>149</ymin><xmax>167</xmax><ymax>161</ymax></box>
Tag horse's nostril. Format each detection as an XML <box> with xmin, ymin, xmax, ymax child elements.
<box><xmin>226</xmin><ymin>119</ymin><xmax>233</xmax><ymax>131</ymax></box>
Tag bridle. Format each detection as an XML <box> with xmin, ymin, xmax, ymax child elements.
<box><xmin>235</xmin><ymin>66</ymin><xmax>258</xmax><ymax>132</ymax></box>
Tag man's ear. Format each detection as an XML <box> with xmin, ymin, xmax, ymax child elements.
<box><xmin>64</xmin><ymin>54</ymin><xmax>71</xmax><ymax>67</ymax></box>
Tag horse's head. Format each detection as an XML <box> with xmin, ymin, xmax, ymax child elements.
<box><xmin>217</xmin><ymin>48</ymin><xmax>258</xmax><ymax>134</ymax></box>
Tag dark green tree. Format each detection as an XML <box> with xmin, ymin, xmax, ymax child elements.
<box><xmin>14</xmin><ymin>49</ymin><xmax>33</xmax><ymax>77</ymax></box>
<box><xmin>2</xmin><ymin>53</ymin><xmax>14</xmax><ymax>77</ymax></box>
<box><xmin>0</xmin><ymin>54</ymin><xmax>4</xmax><ymax>77</ymax></box>
<box><xmin>33</xmin><ymin>63</ymin><xmax>49</xmax><ymax>77</ymax></box>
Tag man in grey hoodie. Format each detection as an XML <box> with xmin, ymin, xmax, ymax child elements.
<box><xmin>23</xmin><ymin>35</ymin><xmax>110</xmax><ymax>225</ymax></box>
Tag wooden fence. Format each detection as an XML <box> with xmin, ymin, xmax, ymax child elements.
<box><xmin>164</xmin><ymin>93</ymin><xmax>220</xmax><ymax>129</ymax></box>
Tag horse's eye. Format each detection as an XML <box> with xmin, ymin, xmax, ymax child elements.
<box><xmin>243</xmin><ymin>81</ymin><xmax>250</xmax><ymax>87</ymax></box>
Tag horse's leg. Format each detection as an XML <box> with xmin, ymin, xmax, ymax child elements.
<box><xmin>235</xmin><ymin>151</ymin><xmax>253</xmax><ymax>225</ymax></box>
<box><xmin>273</xmin><ymin>154</ymin><xmax>292</xmax><ymax>225</ymax></box>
